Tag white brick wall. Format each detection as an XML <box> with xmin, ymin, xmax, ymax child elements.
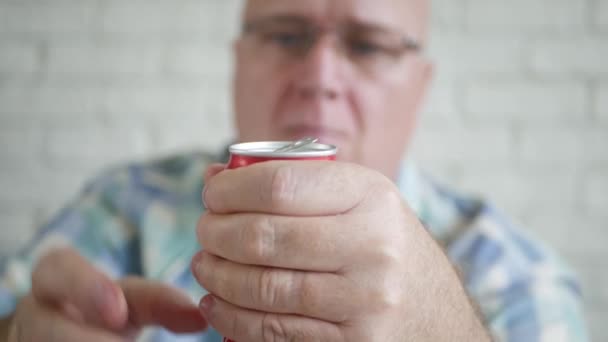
<box><xmin>465</xmin><ymin>0</ymin><xmax>587</xmax><ymax>33</ymax></box>
<box><xmin>0</xmin><ymin>0</ymin><xmax>606</xmax><ymax>339</ymax></box>
<box><xmin>464</xmin><ymin>81</ymin><xmax>587</xmax><ymax>121</ymax></box>
<box><xmin>530</xmin><ymin>39</ymin><xmax>608</xmax><ymax>77</ymax></box>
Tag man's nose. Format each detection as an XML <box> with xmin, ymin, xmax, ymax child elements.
<box><xmin>293</xmin><ymin>37</ymin><xmax>343</xmax><ymax>101</ymax></box>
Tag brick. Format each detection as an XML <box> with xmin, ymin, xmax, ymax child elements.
<box><xmin>151</xmin><ymin>112</ymin><xmax>233</xmax><ymax>154</ymax></box>
<box><xmin>103</xmin><ymin>84</ymin><xmax>229</xmax><ymax>115</ymax></box>
<box><xmin>0</xmin><ymin>2</ymin><xmax>97</xmax><ymax>35</ymax></box>
<box><xmin>584</xmin><ymin>171</ymin><xmax>608</xmax><ymax>218</ymax></box>
<box><xmin>420</xmin><ymin>80</ymin><xmax>461</xmax><ymax>123</ymax></box>
<box><xmin>578</xmin><ymin>263</ymin><xmax>608</xmax><ymax>302</ymax></box>
<box><xmin>0</xmin><ymin>42</ymin><xmax>40</xmax><ymax>73</ymax></box>
<box><xmin>410</xmin><ymin>123</ymin><xmax>512</xmax><ymax>164</ymax></box>
<box><xmin>101</xmin><ymin>0</ymin><xmax>241</xmax><ymax>40</ymax></box>
<box><xmin>430</xmin><ymin>0</ymin><xmax>466</xmax><ymax>31</ymax></box>
<box><xmin>429</xmin><ymin>36</ymin><xmax>523</xmax><ymax>76</ymax></box>
<box><xmin>47</xmin><ymin>43</ymin><xmax>163</xmax><ymax>76</ymax></box>
<box><xmin>530</xmin><ymin>39</ymin><xmax>608</xmax><ymax>76</ymax></box>
<box><xmin>0</xmin><ymin>119</ymin><xmax>43</xmax><ymax>170</ymax></box>
<box><xmin>165</xmin><ymin>46</ymin><xmax>232</xmax><ymax>78</ymax></box>
<box><xmin>595</xmin><ymin>0</ymin><xmax>608</xmax><ymax>31</ymax></box>
<box><xmin>597</xmin><ymin>84</ymin><xmax>608</xmax><ymax>121</ymax></box>
<box><xmin>0</xmin><ymin>211</ymin><xmax>37</xmax><ymax>255</ymax></box>
<box><xmin>464</xmin><ymin>81</ymin><xmax>586</xmax><ymax>121</ymax></box>
<box><xmin>455</xmin><ymin>165</ymin><xmax>579</xmax><ymax>218</ymax></box>
<box><xmin>0</xmin><ymin>85</ymin><xmax>105</xmax><ymax>115</ymax></box>
<box><xmin>465</xmin><ymin>0</ymin><xmax>585</xmax><ymax>34</ymax></box>
<box><xmin>519</xmin><ymin>125</ymin><xmax>608</xmax><ymax>164</ymax></box>
<box><xmin>43</xmin><ymin>121</ymin><xmax>153</xmax><ymax>163</ymax></box>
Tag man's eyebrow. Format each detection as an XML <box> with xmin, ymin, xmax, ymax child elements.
<box><xmin>242</xmin><ymin>15</ymin><xmax>311</xmax><ymax>31</ymax></box>
<box><xmin>346</xmin><ymin>18</ymin><xmax>410</xmax><ymax>36</ymax></box>
<box><xmin>241</xmin><ymin>14</ymin><xmax>421</xmax><ymax>48</ymax></box>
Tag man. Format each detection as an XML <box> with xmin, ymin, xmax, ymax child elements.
<box><xmin>0</xmin><ymin>0</ymin><xmax>588</xmax><ymax>341</ymax></box>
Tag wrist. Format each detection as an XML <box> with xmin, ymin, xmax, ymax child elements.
<box><xmin>407</xmin><ymin>228</ymin><xmax>492</xmax><ymax>341</ymax></box>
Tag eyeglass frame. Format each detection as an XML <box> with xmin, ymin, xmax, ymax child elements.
<box><xmin>239</xmin><ymin>16</ymin><xmax>424</xmax><ymax>68</ymax></box>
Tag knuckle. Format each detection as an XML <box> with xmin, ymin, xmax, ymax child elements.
<box><xmin>210</xmin><ymin>259</ymin><xmax>237</xmax><ymax>301</ymax></box>
<box><xmin>243</xmin><ymin>216</ymin><xmax>276</xmax><ymax>261</ymax></box>
<box><xmin>261</xmin><ymin>313</ymin><xmax>289</xmax><ymax>342</ymax></box>
<box><xmin>360</xmin><ymin>176</ymin><xmax>405</xmax><ymax>216</ymax></box>
<box><xmin>374</xmin><ymin>182</ymin><xmax>403</xmax><ymax>210</ymax></box>
<box><xmin>261</xmin><ymin>313</ymin><xmax>314</xmax><ymax>342</ymax></box>
<box><xmin>268</xmin><ymin>165</ymin><xmax>296</xmax><ymax>208</ymax></box>
<box><xmin>256</xmin><ymin>269</ymin><xmax>282</xmax><ymax>307</ymax></box>
<box><xmin>228</xmin><ymin>308</ymin><xmax>247</xmax><ymax>340</ymax></box>
<box><xmin>373</xmin><ymin>244</ymin><xmax>402</xmax><ymax>269</ymax></box>
<box><xmin>365</xmin><ymin>274</ymin><xmax>403</xmax><ymax>313</ymax></box>
<box><xmin>296</xmin><ymin>274</ymin><xmax>320</xmax><ymax>316</ymax></box>
<box><xmin>375</xmin><ymin>285</ymin><xmax>402</xmax><ymax>312</ymax></box>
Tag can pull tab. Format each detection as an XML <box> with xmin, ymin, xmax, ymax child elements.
<box><xmin>274</xmin><ymin>137</ymin><xmax>318</xmax><ymax>153</ymax></box>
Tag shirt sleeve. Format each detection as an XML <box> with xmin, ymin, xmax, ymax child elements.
<box><xmin>448</xmin><ymin>205</ymin><xmax>589</xmax><ymax>342</ymax></box>
<box><xmin>0</xmin><ymin>167</ymin><xmax>140</xmax><ymax>318</ymax></box>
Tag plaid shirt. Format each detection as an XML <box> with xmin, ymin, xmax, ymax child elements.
<box><xmin>0</xmin><ymin>151</ymin><xmax>588</xmax><ymax>341</ymax></box>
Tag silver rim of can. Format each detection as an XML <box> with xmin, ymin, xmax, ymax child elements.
<box><xmin>229</xmin><ymin>141</ymin><xmax>338</xmax><ymax>158</ymax></box>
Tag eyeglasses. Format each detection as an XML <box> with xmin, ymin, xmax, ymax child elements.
<box><xmin>241</xmin><ymin>17</ymin><xmax>423</xmax><ymax>75</ymax></box>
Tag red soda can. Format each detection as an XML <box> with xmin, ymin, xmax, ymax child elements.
<box><xmin>226</xmin><ymin>140</ymin><xmax>337</xmax><ymax>169</ymax></box>
<box><xmin>222</xmin><ymin>139</ymin><xmax>337</xmax><ymax>342</ymax></box>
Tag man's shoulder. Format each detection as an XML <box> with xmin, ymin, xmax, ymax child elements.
<box><xmin>419</xmin><ymin>174</ymin><xmax>580</xmax><ymax>291</ymax></box>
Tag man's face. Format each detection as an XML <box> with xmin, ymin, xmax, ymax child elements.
<box><xmin>233</xmin><ymin>0</ymin><xmax>432</xmax><ymax>179</ymax></box>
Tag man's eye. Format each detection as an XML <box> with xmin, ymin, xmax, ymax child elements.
<box><xmin>350</xmin><ymin>41</ymin><xmax>382</xmax><ymax>56</ymax></box>
<box><xmin>267</xmin><ymin>32</ymin><xmax>306</xmax><ymax>47</ymax></box>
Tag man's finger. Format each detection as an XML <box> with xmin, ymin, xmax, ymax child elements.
<box><xmin>197</xmin><ymin>212</ymin><xmax>374</xmax><ymax>271</ymax></box>
<box><xmin>203</xmin><ymin>161</ymin><xmax>380</xmax><ymax>215</ymax></box>
<box><xmin>31</xmin><ymin>248</ymin><xmax>128</xmax><ymax>330</ymax></box>
<box><xmin>119</xmin><ymin>277</ymin><xmax>208</xmax><ymax>333</ymax></box>
<box><xmin>16</xmin><ymin>296</ymin><xmax>123</xmax><ymax>342</ymax></box>
<box><xmin>198</xmin><ymin>295</ymin><xmax>344</xmax><ymax>342</ymax></box>
<box><xmin>192</xmin><ymin>252</ymin><xmax>363</xmax><ymax>323</ymax></box>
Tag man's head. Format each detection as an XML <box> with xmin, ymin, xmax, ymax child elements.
<box><xmin>232</xmin><ymin>0</ymin><xmax>432</xmax><ymax>179</ymax></box>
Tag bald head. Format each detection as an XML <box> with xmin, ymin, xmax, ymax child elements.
<box><xmin>241</xmin><ymin>0</ymin><xmax>430</xmax><ymax>45</ymax></box>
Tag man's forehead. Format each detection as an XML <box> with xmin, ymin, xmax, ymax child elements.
<box><xmin>243</xmin><ymin>0</ymin><xmax>428</xmax><ymax>39</ymax></box>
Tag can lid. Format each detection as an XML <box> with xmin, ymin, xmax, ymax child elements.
<box><xmin>229</xmin><ymin>141</ymin><xmax>337</xmax><ymax>158</ymax></box>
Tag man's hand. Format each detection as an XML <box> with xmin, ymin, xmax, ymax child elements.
<box><xmin>192</xmin><ymin>161</ymin><xmax>490</xmax><ymax>341</ymax></box>
<box><xmin>3</xmin><ymin>248</ymin><xmax>207</xmax><ymax>342</ymax></box>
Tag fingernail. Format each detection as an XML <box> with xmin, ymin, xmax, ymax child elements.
<box><xmin>199</xmin><ymin>295</ymin><xmax>215</xmax><ymax>316</ymax></box>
